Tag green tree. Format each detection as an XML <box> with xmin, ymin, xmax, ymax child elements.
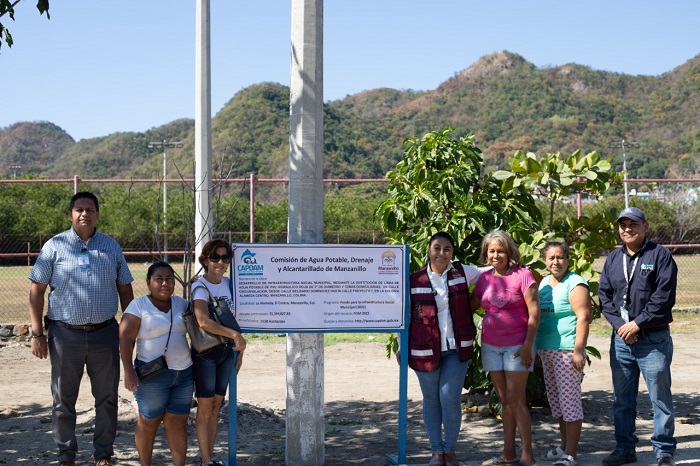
<box><xmin>376</xmin><ymin>128</ymin><xmax>540</xmax><ymax>270</ymax></box>
<box><xmin>376</xmin><ymin>128</ymin><xmax>543</xmax><ymax>401</ymax></box>
<box><xmin>493</xmin><ymin>150</ymin><xmax>623</xmax><ymax>309</ymax></box>
<box><xmin>1</xmin><ymin>0</ymin><xmax>49</xmax><ymax>49</ymax></box>
<box><xmin>0</xmin><ymin>181</ymin><xmax>71</xmax><ymax>235</ymax></box>
<box><xmin>377</xmin><ymin>128</ymin><xmax>622</xmax><ymax>411</ymax></box>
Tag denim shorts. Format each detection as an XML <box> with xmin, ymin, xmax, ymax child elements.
<box><xmin>481</xmin><ymin>342</ymin><xmax>535</xmax><ymax>372</ymax></box>
<box><xmin>192</xmin><ymin>345</ymin><xmax>236</xmax><ymax>398</ymax></box>
<box><xmin>133</xmin><ymin>362</ymin><xmax>193</xmax><ymax>419</ymax></box>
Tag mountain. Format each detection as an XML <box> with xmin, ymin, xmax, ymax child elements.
<box><xmin>2</xmin><ymin>51</ymin><xmax>699</xmax><ymax>180</ymax></box>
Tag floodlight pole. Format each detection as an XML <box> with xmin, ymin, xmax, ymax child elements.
<box><xmin>609</xmin><ymin>139</ymin><xmax>639</xmax><ymax>209</ymax></box>
<box><xmin>148</xmin><ymin>140</ymin><xmax>183</xmax><ymax>261</ymax></box>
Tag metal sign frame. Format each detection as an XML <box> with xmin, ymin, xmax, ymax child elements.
<box><xmin>224</xmin><ymin>243</ymin><xmax>410</xmax><ymax>465</ymax></box>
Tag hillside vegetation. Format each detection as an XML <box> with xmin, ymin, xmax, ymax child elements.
<box><xmin>1</xmin><ymin>51</ymin><xmax>699</xmax><ymax>180</ymax></box>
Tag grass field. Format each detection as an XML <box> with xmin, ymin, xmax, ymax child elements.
<box><xmin>3</xmin><ymin>259</ymin><xmax>700</xmax><ymax>334</ymax></box>
<box><xmin>0</xmin><ymin>263</ymin><xmax>161</xmax><ymax>324</ymax></box>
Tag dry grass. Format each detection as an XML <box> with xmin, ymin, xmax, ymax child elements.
<box><xmin>0</xmin><ymin>263</ymin><xmax>163</xmax><ymax>323</ymax></box>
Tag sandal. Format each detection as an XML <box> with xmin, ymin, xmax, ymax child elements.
<box><xmin>482</xmin><ymin>457</ymin><xmax>519</xmax><ymax>466</ymax></box>
<box><xmin>544</xmin><ymin>447</ymin><xmax>565</xmax><ymax>461</ymax></box>
<box><xmin>553</xmin><ymin>454</ymin><xmax>577</xmax><ymax>466</ymax></box>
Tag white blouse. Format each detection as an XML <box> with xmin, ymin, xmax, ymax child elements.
<box><xmin>124</xmin><ymin>295</ymin><xmax>192</xmax><ymax>370</ymax></box>
<box><xmin>426</xmin><ymin>263</ymin><xmax>488</xmax><ymax>351</ymax></box>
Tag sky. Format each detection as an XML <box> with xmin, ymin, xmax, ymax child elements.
<box><xmin>2</xmin><ymin>0</ymin><xmax>699</xmax><ymax>141</ymax></box>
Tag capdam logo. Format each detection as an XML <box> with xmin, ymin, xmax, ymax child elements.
<box><xmin>241</xmin><ymin>250</ymin><xmax>257</xmax><ymax>264</ymax></box>
<box><xmin>238</xmin><ymin>249</ymin><xmax>264</xmax><ymax>275</ymax></box>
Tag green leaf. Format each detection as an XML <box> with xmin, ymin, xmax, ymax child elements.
<box><xmin>583</xmin><ymin>170</ymin><xmax>598</xmax><ymax>180</ymax></box>
<box><xmin>586</xmin><ymin>346</ymin><xmax>602</xmax><ymax>360</ymax></box>
<box><xmin>492</xmin><ymin>170</ymin><xmax>513</xmax><ymax>180</ymax></box>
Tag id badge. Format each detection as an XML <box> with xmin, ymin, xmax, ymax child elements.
<box><xmin>78</xmin><ymin>251</ymin><xmax>91</xmax><ymax>269</ymax></box>
<box><xmin>620</xmin><ymin>305</ymin><xmax>629</xmax><ymax>323</ymax></box>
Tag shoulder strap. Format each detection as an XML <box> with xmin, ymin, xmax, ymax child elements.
<box><xmin>163</xmin><ymin>302</ymin><xmax>173</xmax><ymax>354</ymax></box>
<box><xmin>191</xmin><ymin>282</ymin><xmax>220</xmax><ymax>310</ymax></box>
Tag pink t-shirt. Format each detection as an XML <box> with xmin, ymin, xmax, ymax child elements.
<box><xmin>473</xmin><ymin>265</ymin><xmax>536</xmax><ymax>347</ymax></box>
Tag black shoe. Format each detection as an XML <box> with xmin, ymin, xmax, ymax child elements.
<box><xmin>602</xmin><ymin>450</ymin><xmax>637</xmax><ymax>466</ymax></box>
<box><xmin>657</xmin><ymin>455</ymin><xmax>675</xmax><ymax>466</ymax></box>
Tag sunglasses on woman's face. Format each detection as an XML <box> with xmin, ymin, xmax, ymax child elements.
<box><xmin>208</xmin><ymin>253</ymin><xmax>232</xmax><ymax>263</ymax></box>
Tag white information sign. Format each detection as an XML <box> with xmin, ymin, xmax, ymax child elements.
<box><xmin>231</xmin><ymin>244</ymin><xmax>407</xmax><ymax>331</ymax></box>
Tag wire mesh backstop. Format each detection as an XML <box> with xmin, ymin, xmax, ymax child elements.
<box><xmin>1</xmin><ymin>177</ymin><xmax>699</xmax><ymax>324</ymax></box>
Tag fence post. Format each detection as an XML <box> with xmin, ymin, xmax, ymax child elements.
<box><xmin>73</xmin><ymin>175</ymin><xmax>80</xmax><ymax>194</ymax></box>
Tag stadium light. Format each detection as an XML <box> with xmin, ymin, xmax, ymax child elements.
<box><xmin>609</xmin><ymin>140</ymin><xmax>640</xmax><ymax>209</ymax></box>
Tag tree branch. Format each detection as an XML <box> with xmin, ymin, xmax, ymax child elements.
<box><xmin>0</xmin><ymin>1</ymin><xmax>23</xmax><ymax>20</ymax></box>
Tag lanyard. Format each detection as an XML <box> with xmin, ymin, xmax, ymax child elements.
<box><xmin>622</xmin><ymin>254</ymin><xmax>639</xmax><ymax>305</ymax></box>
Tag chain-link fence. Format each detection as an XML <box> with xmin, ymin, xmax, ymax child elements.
<box><xmin>0</xmin><ymin>177</ymin><xmax>388</xmax><ymax>323</ymax></box>
<box><xmin>2</xmin><ymin>177</ymin><xmax>700</xmax><ymax>324</ymax></box>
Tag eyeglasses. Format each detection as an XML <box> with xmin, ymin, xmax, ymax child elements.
<box><xmin>208</xmin><ymin>252</ymin><xmax>232</xmax><ymax>264</ymax></box>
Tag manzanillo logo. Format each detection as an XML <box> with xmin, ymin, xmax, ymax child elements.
<box><xmin>378</xmin><ymin>250</ymin><xmax>399</xmax><ymax>274</ymax></box>
<box><xmin>238</xmin><ymin>249</ymin><xmax>264</xmax><ymax>276</ymax></box>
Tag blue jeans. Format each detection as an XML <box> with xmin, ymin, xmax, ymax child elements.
<box><xmin>192</xmin><ymin>345</ymin><xmax>236</xmax><ymax>398</ymax></box>
<box><xmin>610</xmin><ymin>328</ymin><xmax>676</xmax><ymax>457</ymax></box>
<box><xmin>414</xmin><ymin>349</ymin><xmax>469</xmax><ymax>453</ymax></box>
<box><xmin>133</xmin><ymin>364</ymin><xmax>193</xmax><ymax>418</ymax></box>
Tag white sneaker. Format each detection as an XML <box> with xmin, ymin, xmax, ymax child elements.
<box><xmin>543</xmin><ymin>447</ymin><xmax>565</xmax><ymax>461</ymax></box>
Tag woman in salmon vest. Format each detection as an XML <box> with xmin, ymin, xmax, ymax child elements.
<box><xmin>405</xmin><ymin>231</ymin><xmax>488</xmax><ymax>466</ymax></box>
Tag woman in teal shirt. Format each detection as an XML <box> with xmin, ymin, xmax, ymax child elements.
<box><xmin>536</xmin><ymin>242</ymin><xmax>592</xmax><ymax>466</ymax></box>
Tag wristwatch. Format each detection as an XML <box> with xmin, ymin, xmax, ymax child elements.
<box><xmin>31</xmin><ymin>333</ymin><xmax>45</xmax><ymax>339</ymax></box>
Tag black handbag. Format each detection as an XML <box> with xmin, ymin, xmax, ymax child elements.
<box><xmin>206</xmin><ymin>288</ymin><xmax>243</xmax><ymax>334</ymax></box>
<box><xmin>135</xmin><ymin>306</ymin><xmax>172</xmax><ymax>382</ymax></box>
<box><xmin>135</xmin><ymin>355</ymin><xmax>168</xmax><ymax>382</ymax></box>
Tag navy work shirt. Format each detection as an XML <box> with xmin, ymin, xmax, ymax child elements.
<box><xmin>599</xmin><ymin>240</ymin><xmax>677</xmax><ymax>333</ymax></box>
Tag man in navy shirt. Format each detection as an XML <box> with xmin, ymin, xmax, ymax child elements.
<box><xmin>599</xmin><ymin>207</ymin><xmax>677</xmax><ymax>466</ymax></box>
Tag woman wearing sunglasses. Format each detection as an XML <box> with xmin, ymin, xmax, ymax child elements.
<box><xmin>191</xmin><ymin>239</ymin><xmax>246</xmax><ymax>466</ymax></box>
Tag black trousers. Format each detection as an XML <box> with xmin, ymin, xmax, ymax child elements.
<box><xmin>48</xmin><ymin>320</ymin><xmax>120</xmax><ymax>462</ymax></box>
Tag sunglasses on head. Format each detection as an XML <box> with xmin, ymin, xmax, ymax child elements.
<box><xmin>208</xmin><ymin>252</ymin><xmax>232</xmax><ymax>263</ymax></box>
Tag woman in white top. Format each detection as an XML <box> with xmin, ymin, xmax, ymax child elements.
<box><xmin>119</xmin><ymin>261</ymin><xmax>192</xmax><ymax>466</ymax></box>
<box><xmin>191</xmin><ymin>239</ymin><xmax>246</xmax><ymax>466</ymax></box>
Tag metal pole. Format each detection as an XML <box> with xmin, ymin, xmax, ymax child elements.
<box><xmin>195</xmin><ymin>0</ymin><xmax>213</xmax><ymax>261</ymax></box>
<box><xmin>622</xmin><ymin>144</ymin><xmax>629</xmax><ymax>208</ymax></box>
<box><xmin>149</xmin><ymin>140</ymin><xmax>182</xmax><ymax>261</ymax></box>
<box><xmin>162</xmin><ymin>143</ymin><xmax>168</xmax><ymax>261</ymax></box>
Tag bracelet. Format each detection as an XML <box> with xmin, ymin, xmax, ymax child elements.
<box><xmin>31</xmin><ymin>334</ymin><xmax>45</xmax><ymax>339</ymax></box>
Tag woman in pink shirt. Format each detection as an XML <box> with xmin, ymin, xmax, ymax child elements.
<box><xmin>470</xmin><ymin>230</ymin><xmax>541</xmax><ymax>466</ymax></box>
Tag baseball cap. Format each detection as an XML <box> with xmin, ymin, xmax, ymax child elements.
<box><xmin>617</xmin><ymin>207</ymin><xmax>647</xmax><ymax>223</ymax></box>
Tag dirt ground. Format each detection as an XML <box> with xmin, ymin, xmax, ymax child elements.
<box><xmin>1</xmin><ymin>333</ymin><xmax>699</xmax><ymax>466</ymax></box>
